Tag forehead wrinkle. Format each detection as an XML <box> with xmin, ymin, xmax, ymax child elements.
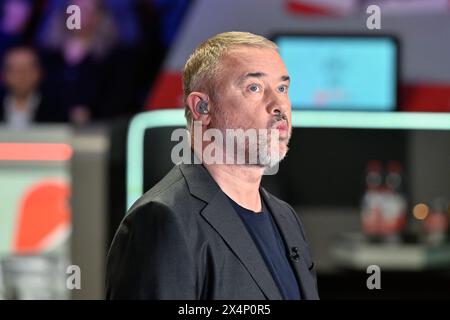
<box><xmin>220</xmin><ymin>47</ymin><xmax>288</xmax><ymax>88</ymax></box>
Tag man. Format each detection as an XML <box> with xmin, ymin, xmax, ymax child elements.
<box><xmin>0</xmin><ymin>46</ymin><xmax>63</xmax><ymax>128</ymax></box>
<box><xmin>106</xmin><ymin>32</ymin><xmax>319</xmax><ymax>300</ymax></box>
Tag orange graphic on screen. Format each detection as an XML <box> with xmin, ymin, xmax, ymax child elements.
<box><xmin>13</xmin><ymin>180</ymin><xmax>71</xmax><ymax>254</ymax></box>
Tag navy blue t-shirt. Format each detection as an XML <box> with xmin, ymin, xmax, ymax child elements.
<box><xmin>228</xmin><ymin>196</ymin><xmax>301</xmax><ymax>300</ymax></box>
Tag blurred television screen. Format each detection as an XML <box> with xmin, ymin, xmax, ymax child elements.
<box><xmin>275</xmin><ymin>34</ymin><xmax>398</xmax><ymax>111</ymax></box>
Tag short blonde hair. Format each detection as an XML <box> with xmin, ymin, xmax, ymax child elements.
<box><xmin>182</xmin><ymin>31</ymin><xmax>277</xmax><ymax>127</ymax></box>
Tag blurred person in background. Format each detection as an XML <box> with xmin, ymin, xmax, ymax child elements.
<box><xmin>0</xmin><ymin>46</ymin><xmax>62</xmax><ymax>128</ymax></box>
<box><xmin>0</xmin><ymin>0</ymin><xmax>45</xmax><ymax>62</ymax></box>
<box><xmin>0</xmin><ymin>0</ymin><xmax>33</xmax><ymax>61</ymax></box>
<box><xmin>37</xmin><ymin>0</ymin><xmax>139</xmax><ymax>125</ymax></box>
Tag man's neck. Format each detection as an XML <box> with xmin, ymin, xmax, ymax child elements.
<box><xmin>204</xmin><ymin>163</ymin><xmax>264</xmax><ymax>212</ymax></box>
<box><xmin>12</xmin><ymin>92</ymin><xmax>34</xmax><ymax>111</ymax></box>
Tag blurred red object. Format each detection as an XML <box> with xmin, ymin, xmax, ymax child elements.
<box><xmin>285</xmin><ymin>0</ymin><xmax>355</xmax><ymax>16</ymax></box>
<box><xmin>145</xmin><ymin>71</ymin><xmax>183</xmax><ymax>110</ymax></box>
<box><xmin>400</xmin><ymin>83</ymin><xmax>450</xmax><ymax>112</ymax></box>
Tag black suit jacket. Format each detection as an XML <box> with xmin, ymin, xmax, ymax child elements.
<box><xmin>106</xmin><ymin>163</ymin><xmax>319</xmax><ymax>300</ymax></box>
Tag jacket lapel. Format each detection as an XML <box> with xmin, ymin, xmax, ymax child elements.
<box><xmin>261</xmin><ymin>188</ymin><xmax>319</xmax><ymax>300</ymax></box>
<box><xmin>180</xmin><ymin>163</ymin><xmax>282</xmax><ymax>300</ymax></box>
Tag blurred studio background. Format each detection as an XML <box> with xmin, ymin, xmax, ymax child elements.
<box><xmin>0</xmin><ymin>0</ymin><xmax>449</xmax><ymax>300</ymax></box>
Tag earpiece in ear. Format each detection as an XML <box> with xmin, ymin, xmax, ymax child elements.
<box><xmin>196</xmin><ymin>100</ymin><xmax>209</xmax><ymax>115</ymax></box>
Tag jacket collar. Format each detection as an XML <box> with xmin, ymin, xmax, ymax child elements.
<box><xmin>179</xmin><ymin>162</ymin><xmax>319</xmax><ymax>300</ymax></box>
<box><xmin>179</xmin><ymin>163</ymin><xmax>283</xmax><ymax>299</ymax></box>
<box><xmin>261</xmin><ymin>189</ymin><xmax>320</xmax><ymax>300</ymax></box>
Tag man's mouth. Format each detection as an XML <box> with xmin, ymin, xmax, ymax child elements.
<box><xmin>272</xmin><ymin>120</ymin><xmax>289</xmax><ymax>137</ymax></box>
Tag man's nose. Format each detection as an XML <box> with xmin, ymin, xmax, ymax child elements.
<box><xmin>265</xmin><ymin>89</ymin><xmax>289</xmax><ymax>115</ymax></box>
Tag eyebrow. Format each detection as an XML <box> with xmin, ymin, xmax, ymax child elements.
<box><xmin>237</xmin><ymin>72</ymin><xmax>290</xmax><ymax>85</ymax></box>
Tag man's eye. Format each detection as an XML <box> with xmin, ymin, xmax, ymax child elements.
<box><xmin>248</xmin><ymin>84</ymin><xmax>260</xmax><ymax>92</ymax></box>
<box><xmin>278</xmin><ymin>85</ymin><xmax>288</xmax><ymax>93</ymax></box>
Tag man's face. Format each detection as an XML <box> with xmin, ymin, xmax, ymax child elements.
<box><xmin>210</xmin><ymin>46</ymin><xmax>292</xmax><ymax>166</ymax></box>
<box><xmin>3</xmin><ymin>49</ymin><xmax>41</xmax><ymax>97</ymax></box>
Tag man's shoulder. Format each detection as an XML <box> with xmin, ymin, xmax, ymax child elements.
<box><xmin>127</xmin><ymin>164</ymin><xmax>189</xmax><ymax>215</ymax></box>
<box><xmin>116</xmin><ymin>164</ymin><xmax>204</xmax><ymax>244</ymax></box>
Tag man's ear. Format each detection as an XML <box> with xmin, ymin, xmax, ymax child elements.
<box><xmin>186</xmin><ymin>92</ymin><xmax>211</xmax><ymax>126</ymax></box>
